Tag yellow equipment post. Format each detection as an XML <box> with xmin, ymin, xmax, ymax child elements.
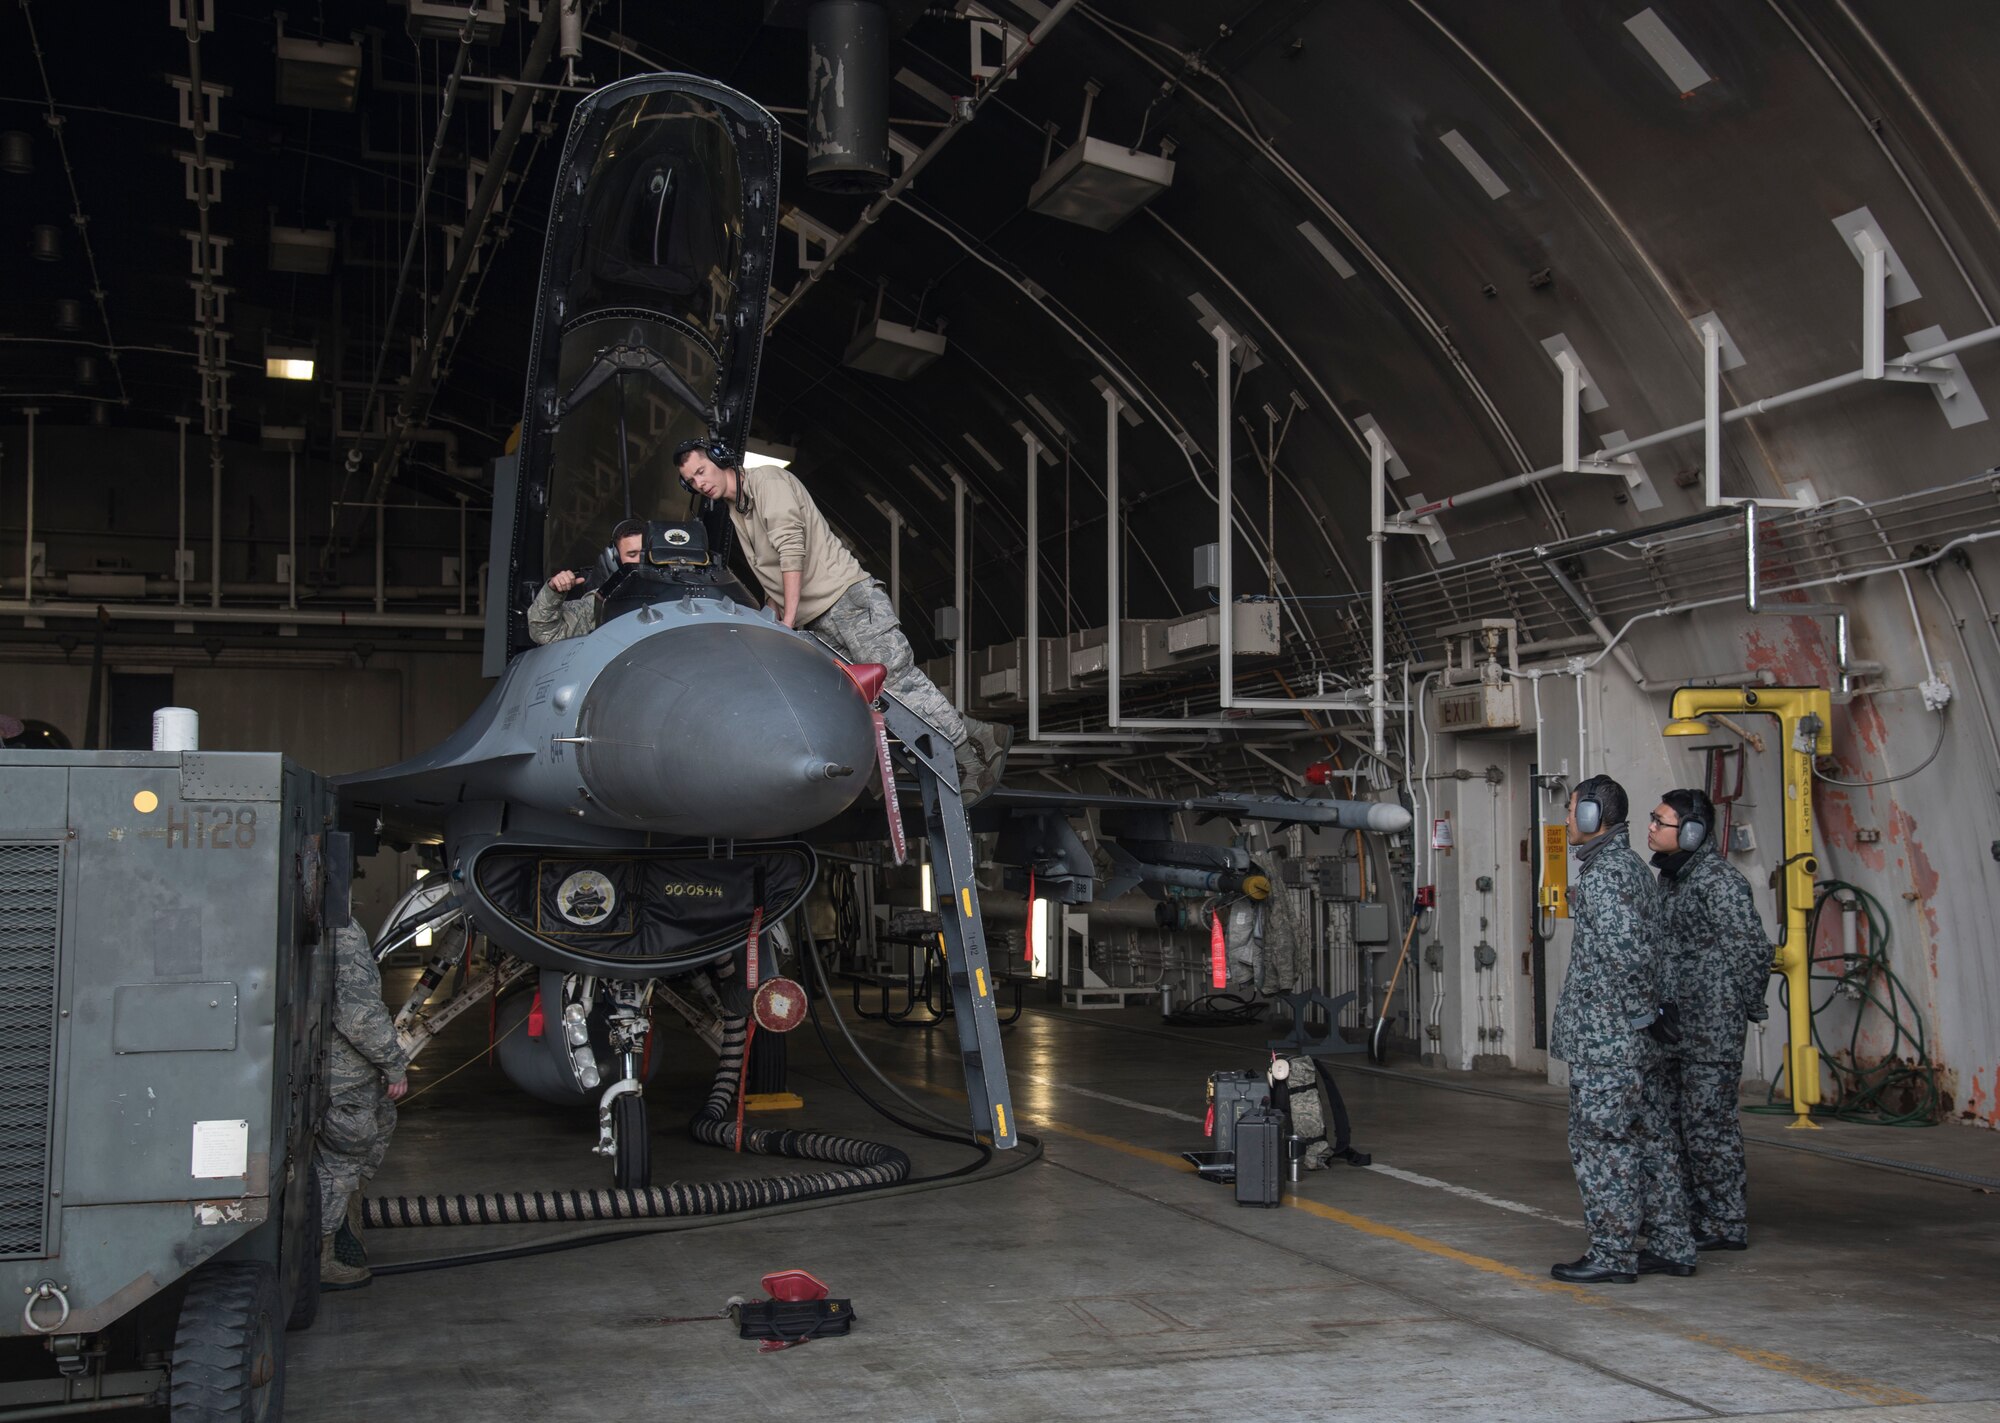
<box><xmin>1663</xmin><ymin>685</ymin><xmax>1832</xmax><ymax>1129</ymax></box>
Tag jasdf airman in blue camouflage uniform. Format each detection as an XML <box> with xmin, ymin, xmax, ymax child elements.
<box><xmin>1648</xmin><ymin>787</ymin><xmax>1771</xmax><ymax>1252</ymax></box>
<box><xmin>1549</xmin><ymin>775</ymin><xmax>1696</xmax><ymax>1284</ymax></box>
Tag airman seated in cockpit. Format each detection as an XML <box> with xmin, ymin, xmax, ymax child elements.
<box><xmin>526</xmin><ymin>519</ymin><xmax>645</xmax><ymax>644</ymax></box>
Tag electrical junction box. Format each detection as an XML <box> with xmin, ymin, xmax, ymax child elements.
<box><xmin>1314</xmin><ymin>856</ymin><xmax>1361</xmax><ymax>901</ymax></box>
<box><xmin>1192</xmin><ymin>542</ymin><xmax>1220</xmax><ymax>592</ymax></box>
<box><xmin>1730</xmin><ymin>823</ymin><xmax>1757</xmax><ymax>854</ymax></box>
<box><xmin>1435</xmin><ymin>680</ymin><xmax>1520</xmax><ymax>732</ymax></box>
<box><xmin>1352</xmin><ymin>902</ymin><xmax>1390</xmax><ymax>944</ymax></box>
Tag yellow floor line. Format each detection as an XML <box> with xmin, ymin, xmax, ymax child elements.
<box><xmin>889</xmin><ymin>1071</ymin><xmax>1927</xmax><ymax>1406</ymax></box>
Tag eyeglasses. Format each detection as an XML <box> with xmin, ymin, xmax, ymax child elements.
<box><xmin>1648</xmin><ymin>812</ymin><xmax>1680</xmax><ymax>831</ymax></box>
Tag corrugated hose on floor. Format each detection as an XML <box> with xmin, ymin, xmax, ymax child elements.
<box><xmin>363</xmin><ymin>1012</ymin><xmax>910</xmax><ymax>1229</ymax></box>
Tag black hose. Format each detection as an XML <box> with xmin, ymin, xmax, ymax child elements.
<box><xmin>365</xmin><ymin>1008</ymin><xmax>911</xmax><ymax>1229</ymax></box>
<box><xmin>364</xmin><ymin>907</ymin><xmax>1047</xmax><ymax>1269</ymax></box>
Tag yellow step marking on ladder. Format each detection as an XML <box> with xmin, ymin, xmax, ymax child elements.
<box><xmin>960</xmin><ymin>886</ymin><xmax>973</xmax><ymax>917</ymax></box>
<box><xmin>877</xmin><ymin>1067</ymin><xmax>1926</xmax><ymax>1408</ymax></box>
<box><xmin>975</xmin><ymin>968</ymin><xmax>988</xmax><ymax>998</ymax></box>
<box><xmin>994</xmin><ymin>1104</ymin><xmax>1007</xmax><ymax>1138</ymax></box>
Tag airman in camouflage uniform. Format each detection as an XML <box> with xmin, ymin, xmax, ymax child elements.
<box><xmin>1549</xmin><ymin>775</ymin><xmax>1696</xmax><ymax>1283</ymax></box>
<box><xmin>1649</xmin><ymin>787</ymin><xmax>1770</xmax><ymax>1252</ymax></box>
<box><xmin>315</xmin><ymin>921</ymin><xmax>408</xmax><ymax>1290</ymax></box>
<box><xmin>525</xmin><ymin>522</ymin><xmax>647</xmax><ymax>644</ymax></box>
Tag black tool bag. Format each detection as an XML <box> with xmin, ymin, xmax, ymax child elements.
<box><xmin>1233</xmin><ymin>1106</ymin><xmax>1285</xmax><ymax>1208</ymax></box>
<box><xmin>731</xmin><ymin>1297</ymin><xmax>857</xmax><ymax>1344</ymax></box>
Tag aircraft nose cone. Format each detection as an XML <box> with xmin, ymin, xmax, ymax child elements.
<box><xmin>577</xmin><ymin>619</ymin><xmax>879</xmax><ymax>839</ymax></box>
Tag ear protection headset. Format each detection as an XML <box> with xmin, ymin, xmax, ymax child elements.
<box><xmin>1573</xmin><ymin>785</ymin><xmax>1604</xmax><ymax>836</ymax></box>
<box><xmin>1571</xmin><ymin>775</ymin><xmax>1627</xmax><ymax>836</ymax></box>
<box><xmin>672</xmin><ymin>438</ymin><xmax>739</xmax><ymax>493</ymax></box>
<box><xmin>1662</xmin><ymin>788</ymin><xmax>1713</xmax><ymax>853</ymax></box>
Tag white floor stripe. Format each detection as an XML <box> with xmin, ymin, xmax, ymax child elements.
<box><xmin>1015</xmin><ymin>1072</ymin><xmax>1580</xmax><ymax>1228</ymax></box>
<box><xmin>1366</xmin><ymin>1163</ymin><xmax>1582</xmax><ymax>1228</ymax></box>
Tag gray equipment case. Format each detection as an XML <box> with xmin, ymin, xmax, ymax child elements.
<box><xmin>0</xmin><ymin>751</ymin><xmax>334</xmax><ymax>1414</ymax></box>
<box><xmin>1232</xmin><ymin>1107</ymin><xmax>1285</xmax><ymax>1207</ymax></box>
<box><xmin>1207</xmin><ymin>1070</ymin><xmax>1267</xmax><ymax>1157</ymax></box>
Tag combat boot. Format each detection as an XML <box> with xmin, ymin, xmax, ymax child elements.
<box><xmin>320</xmin><ymin>1231</ymin><xmax>371</xmax><ymax>1291</ymax></box>
<box><xmin>953</xmin><ymin>738</ymin><xmax>988</xmax><ymax>801</ymax></box>
<box><xmin>335</xmin><ymin>1188</ymin><xmax>369</xmax><ymax>1270</ymax></box>
<box><xmin>969</xmin><ymin>719</ymin><xmax>1015</xmax><ymax>783</ymax></box>
<box><xmin>953</xmin><ymin>719</ymin><xmax>1012</xmax><ymax>805</ymax></box>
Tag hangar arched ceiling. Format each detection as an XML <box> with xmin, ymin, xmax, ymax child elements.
<box><xmin>5</xmin><ymin>1</ymin><xmax>1999</xmax><ymax>670</ymax></box>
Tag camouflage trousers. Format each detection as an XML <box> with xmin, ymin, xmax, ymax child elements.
<box><xmin>1566</xmin><ymin>1064</ymin><xmax>1695</xmax><ymax>1271</ymax></box>
<box><xmin>314</xmin><ymin>1080</ymin><xmax>398</xmax><ymax>1232</ymax></box>
<box><xmin>1666</xmin><ymin>1058</ymin><xmax>1749</xmax><ymax>1245</ymax></box>
<box><xmin>807</xmin><ymin>579</ymin><xmax>967</xmax><ymax>747</ymax></box>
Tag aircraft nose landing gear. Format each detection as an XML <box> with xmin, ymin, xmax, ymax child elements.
<box><xmin>590</xmin><ymin>981</ymin><xmax>655</xmax><ymax>1188</ymax></box>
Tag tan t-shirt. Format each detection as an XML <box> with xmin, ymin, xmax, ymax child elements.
<box><xmin>725</xmin><ymin>466</ymin><xmax>869</xmax><ymax>624</ymax></box>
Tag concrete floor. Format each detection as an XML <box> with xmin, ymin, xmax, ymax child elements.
<box><xmin>288</xmin><ymin>990</ymin><xmax>2000</xmax><ymax>1423</ymax></box>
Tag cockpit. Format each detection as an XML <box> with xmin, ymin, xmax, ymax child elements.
<box><xmin>498</xmin><ymin>76</ymin><xmax>781</xmax><ymax>667</ymax></box>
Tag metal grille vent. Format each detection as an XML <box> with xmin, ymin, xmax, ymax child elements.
<box><xmin>0</xmin><ymin>843</ymin><xmax>61</xmax><ymax>1259</ymax></box>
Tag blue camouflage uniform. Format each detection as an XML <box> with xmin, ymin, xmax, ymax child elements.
<box><xmin>1657</xmin><ymin>842</ymin><xmax>1770</xmax><ymax>1246</ymax></box>
<box><xmin>1551</xmin><ymin>828</ymin><xmax>1695</xmax><ymax>1272</ymax></box>
<box><xmin>314</xmin><ymin>923</ymin><xmax>407</xmax><ymax>1233</ymax></box>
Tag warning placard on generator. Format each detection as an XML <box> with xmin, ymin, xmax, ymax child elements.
<box><xmin>191</xmin><ymin>1119</ymin><xmax>249</xmax><ymax>1179</ymax></box>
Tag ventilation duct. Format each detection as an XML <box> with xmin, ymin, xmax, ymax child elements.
<box><xmin>806</xmin><ymin>1</ymin><xmax>892</xmax><ymax>194</ymax></box>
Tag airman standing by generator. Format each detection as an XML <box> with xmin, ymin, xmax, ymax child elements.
<box><xmin>316</xmin><ymin>921</ymin><xmax>409</xmax><ymax>1290</ymax></box>
<box><xmin>1648</xmin><ymin>787</ymin><xmax>1771</xmax><ymax>1252</ymax></box>
<box><xmin>1549</xmin><ymin>775</ymin><xmax>1696</xmax><ymax>1284</ymax></box>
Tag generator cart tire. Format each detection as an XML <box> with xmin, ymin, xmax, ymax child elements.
<box><xmin>171</xmin><ymin>1259</ymin><xmax>286</xmax><ymax>1422</ymax></box>
<box><xmin>613</xmin><ymin>1093</ymin><xmax>650</xmax><ymax>1190</ymax></box>
<box><xmin>285</xmin><ymin>1176</ymin><xmax>321</xmax><ymax>1332</ymax></box>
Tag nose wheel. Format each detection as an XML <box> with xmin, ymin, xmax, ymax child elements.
<box><xmin>612</xmin><ymin>1092</ymin><xmax>650</xmax><ymax>1190</ymax></box>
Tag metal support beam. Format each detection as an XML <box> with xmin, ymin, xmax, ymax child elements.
<box><xmin>21</xmin><ymin>408</ymin><xmax>36</xmax><ymax>605</ymax></box>
<box><xmin>209</xmin><ymin>438</ymin><xmax>222</xmax><ymax>609</ymax></box>
<box><xmin>175</xmin><ymin>415</ymin><xmax>188</xmax><ymax>608</ymax></box>
<box><xmin>287</xmin><ymin>448</ymin><xmax>298</xmax><ymax>611</ymax></box>
<box><xmin>1105</xmin><ymin>385</ymin><xmax>1122</xmax><ymax>730</ymax></box>
<box><xmin>1215</xmin><ymin>323</ymin><xmax>1235</xmax><ymax>707</ymax></box>
<box><xmin>952</xmin><ymin>468</ymin><xmax>966</xmax><ymax>713</ymax></box>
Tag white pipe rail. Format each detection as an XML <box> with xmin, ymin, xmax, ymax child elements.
<box><xmin>21</xmin><ymin>407</ymin><xmax>36</xmax><ymax>606</ymax></box>
<box><xmin>0</xmin><ymin>599</ymin><xmax>478</xmax><ymax>631</ymax></box>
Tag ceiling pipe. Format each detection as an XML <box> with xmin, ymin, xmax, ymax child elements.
<box><xmin>0</xmin><ymin>599</ymin><xmax>478</xmax><ymax>632</ymax></box>
<box><xmin>765</xmin><ymin>0</ymin><xmax>1081</xmax><ymax>333</ymax></box>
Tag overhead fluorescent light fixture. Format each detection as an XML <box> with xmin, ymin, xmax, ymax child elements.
<box><xmin>403</xmin><ymin>0</ymin><xmax>505</xmax><ymax>43</ymax></box>
<box><xmin>743</xmin><ymin>438</ymin><xmax>796</xmax><ymax>470</ymax></box>
<box><xmin>265</xmin><ymin>344</ymin><xmax>316</xmax><ymax>381</ymax></box>
<box><xmin>1028</xmin><ymin>137</ymin><xmax>1175</xmax><ymax>232</ymax></box>
<box><xmin>844</xmin><ymin>318</ymin><xmax>947</xmax><ymax>380</ymax></box>
<box><xmin>270</xmin><ymin>224</ymin><xmax>335</xmax><ymax>275</ymax></box>
<box><xmin>275</xmin><ymin>32</ymin><xmax>362</xmax><ymax>112</ymax></box>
